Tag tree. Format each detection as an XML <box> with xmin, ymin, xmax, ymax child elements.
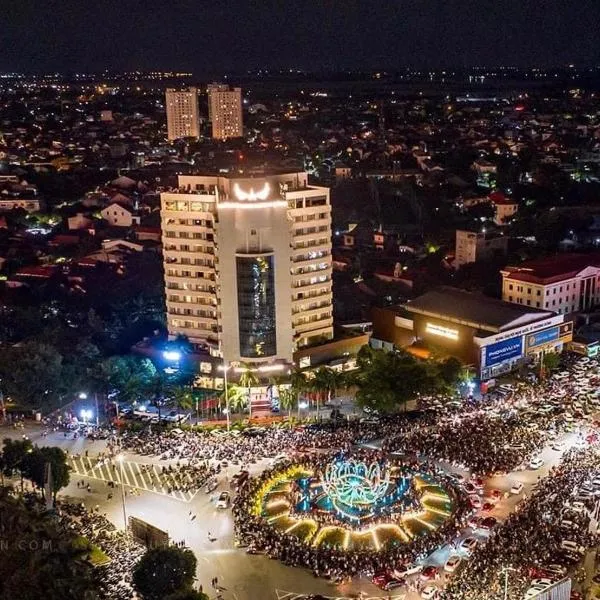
<box><xmin>542</xmin><ymin>352</ymin><xmax>561</xmax><ymax>372</ymax></box>
<box><xmin>23</xmin><ymin>446</ymin><xmax>70</xmax><ymax>501</ymax></box>
<box><xmin>133</xmin><ymin>546</ymin><xmax>197</xmax><ymax>600</ymax></box>
<box><xmin>2</xmin><ymin>438</ymin><xmax>33</xmax><ymax>490</ymax></box>
<box><xmin>290</xmin><ymin>368</ymin><xmax>308</xmax><ymax>418</ymax></box>
<box><xmin>223</xmin><ymin>384</ymin><xmax>246</xmax><ymax>415</ymax></box>
<box><xmin>352</xmin><ymin>346</ymin><xmax>448</xmax><ymax>414</ymax></box>
<box><xmin>238</xmin><ymin>365</ymin><xmax>259</xmax><ymax>419</ymax></box>
<box><xmin>312</xmin><ymin>367</ymin><xmax>337</xmax><ymax>419</ymax></box>
<box><xmin>171</xmin><ymin>386</ymin><xmax>194</xmax><ymax>412</ymax></box>
<box><xmin>278</xmin><ymin>387</ymin><xmax>296</xmax><ymax>422</ymax></box>
<box><xmin>0</xmin><ymin>341</ymin><xmax>64</xmax><ymax>408</ymax></box>
<box><xmin>438</xmin><ymin>357</ymin><xmax>464</xmax><ymax>388</ymax></box>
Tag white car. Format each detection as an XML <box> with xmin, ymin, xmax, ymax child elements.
<box><xmin>444</xmin><ymin>555</ymin><xmax>462</xmax><ymax>573</ymax></box>
<box><xmin>204</xmin><ymin>478</ymin><xmax>218</xmax><ymax>493</ymax></box>
<box><xmin>529</xmin><ymin>457</ymin><xmax>544</xmax><ymax>470</ymax></box>
<box><xmin>560</xmin><ymin>540</ymin><xmax>584</xmax><ymax>554</ymax></box>
<box><xmin>421</xmin><ymin>585</ymin><xmax>438</xmax><ymax>599</ymax></box>
<box><xmin>525</xmin><ymin>585</ymin><xmax>549</xmax><ymax>599</ymax></box>
<box><xmin>551</xmin><ymin>441</ymin><xmax>565</xmax><ymax>452</ymax></box>
<box><xmin>394</xmin><ymin>562</ymin><xmax>423</xmax><ymax>578</ymax></box>
<box><xmin>216</xmin><ymin>491</ymin><xmax>231</xmax><ymax>509</ymax></box>
<box><xmin>510</xmin><ymin>482</ymin><xmax>524</xmax><ymax>495</ymax></box>
<box><xmin>459</xmin><ymin>537</ymin><xmax>478</xmax><ymax>555</ymax></box>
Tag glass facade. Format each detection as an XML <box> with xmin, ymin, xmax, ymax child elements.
<box><xmin>236</xmin><ymin>255</ymin><xmax>277</xmax><ymax>358</ymax></box>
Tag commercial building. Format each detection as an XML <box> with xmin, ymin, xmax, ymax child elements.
<box><xmin>501</xmin><ymin>253</ymin><xmax>600</xmax><ymax>315</ymax></box>
<box><xmin>371</xmin><ymin>287</ymin><xmax>572</xmax><ymax>380</ymax></box>
<box><xmin>207</xmin><ymin>83</ymin><xmax>243</xmax><ymax>140</ymax></box>
<box><xmin>165</xmin><ymin>88</ymin><xmax>200</xmax><ymax>140</ymax></box>
<box><xmin>454</xmin><ymin>229</ymin><xmax>507</xmax><ymax>269</ymax></box>
<box><xmin>160</xmin><ymin>170</ymin><xmax>333</xmax><ymax>368</ymax></box>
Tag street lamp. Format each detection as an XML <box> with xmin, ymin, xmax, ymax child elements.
<box><xmin>116</xmin><ymin>454</ymin><xmax>128</xmax><ymax>537</ymax></box>
<box><xmin>501</xmin><ymin>566</ymin><xmax>517</xmax><ymax>600</ymax></box>
<box><xmin>80</xmin><ymin>409</ymin><xmax>93</xmax><ymax>424</ymax></box>
<box><xmin>218</xmin><ymin>363</ymin><xmax>231</xmax><ymax>432</ymax></box>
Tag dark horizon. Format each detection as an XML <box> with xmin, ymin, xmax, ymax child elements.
<box><xmin>4</xmin><ymin>0</ymin><xmax>600</xmax><ymax>75</ymax></box>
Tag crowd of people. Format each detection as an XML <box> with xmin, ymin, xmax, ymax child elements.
<box><xmin>56</xmin><ymin>500</ymin><xmax>145</xmax><ymax>600</ymax></box>
<box><xmin>233</xmin><ymin>450</ymin><xmax>472</xmax><ymax>580</ymax></box>
<box><xmin>441</xmin><ymin>446</ymin><xmax>600</xmax><ymax>599</ymax></box>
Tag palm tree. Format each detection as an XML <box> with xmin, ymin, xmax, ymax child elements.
<box><xmin>223</xmin><ymin>384</ymin><xmax>246</xmax><ymax>416</ymax></box>
<box><xmin>172</xmin><ymin>386</ymin><xmax>193</xmax><ymax>412</ymax></box>
<box><xmin>312</xmin><ymin>367</ymin><xmax>336</xmax><ymax>420</ymax></box>
<box><xmin>238</xmin><ymin>364</ymin><xmax>259</xmax><ymax>419</ymax></box>
<box><xmin>290</xmin><ymin>367</ymin><xmax>308</xmax><ymax>419</ymax></box>
<box><xmin>278</xmin><ymin>387</ymin><xmax>296</xmax><ymax>425</ymax></box>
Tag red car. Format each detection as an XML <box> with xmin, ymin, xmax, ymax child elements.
<box><xmin>488</xmin><ymin>489</ymin><xmax>502</xmax><ymax>501</ymax></box>
<box><xmin>482</xmin><ymin>502</ymin><xmax>495</xmax><ymax>512</ymax></box>
<box><xmin>479</xmin><ymin>516</ymin><xmax>498</xmax><ymax>530</ymax></box>
<box><xmin>372</xmin><ymin>572</ymin><xmax>405</xmax><ymax>591</ymax></box>
<box><xmin>420</xmin><ymin>566</ymin><xmax>439</xmax><ymax>581</ymax></box>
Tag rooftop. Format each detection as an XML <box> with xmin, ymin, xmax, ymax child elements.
<box><xmin>404</xmin><ymin>286</ymin><xmax>554</xmax><ymax>333</ymax></box>
<box><xmin>501</xmin><ymin>253</ymin><xmax>600</xmax><ymax>284</ymax></box>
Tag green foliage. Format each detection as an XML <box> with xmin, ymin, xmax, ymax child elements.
<box><xmin>0</xmin><ymin>487</ymin><xmax>98</xmax><ymax>600</ymax></box>
<box><xmin>0</xmin><ymin>341</ymin><xmax>64</xmax><ymax>408</ymax></box>
<box><xmin>1</xmin><ymin>438</ymin><xmax>33</xmax><ymax>479</ymax></box>
<box><xmin>22</xmin><ymin>446</ymin><xmax>70</xmax><ymax>500</ymax></box>
<box><xmin>352</xmin><ymin>346</ymin><xmax>461</xmax><ymax>414</ymax></box>
<box><xmin>165</xmin><ymin>590</ymin><xmax>209</xmax><ymax>600</ymax></box>
<box><xmin>133</xmin><ymin>546</ymin><xmax>197</xmax><ymax>600</ymax></box>
<box><xmin>542</xmin><ymin>352</ymin><xmax>561</xmax><ymax>372</ymax></box>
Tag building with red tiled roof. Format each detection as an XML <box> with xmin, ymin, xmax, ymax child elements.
<box><xmin>501</xmin><ymin>253</ymin><xmax>600</xmax><ymax>315</ymax></box>
<box><xmin>488</xmin><ymin>191</ymin><xmax>518</xmax><ymax>225</ymax></box>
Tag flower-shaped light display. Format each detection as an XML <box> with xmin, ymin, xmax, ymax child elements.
<box><xmin>323</xmin><ymin>459</ymin><xmax>390</xmax><ymax>510</ymax></box>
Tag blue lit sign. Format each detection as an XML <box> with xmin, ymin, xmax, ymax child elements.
<box><xmin>484</xmin><ymin>336</ymin><xmax>523</xmax><ymax>367</ymax></box>
<box><xmin>527</xmin><ymin>326</ymin><xmax>560</xmax><ymax>349</ymax></box>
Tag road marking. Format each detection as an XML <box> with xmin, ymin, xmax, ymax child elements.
<box><xmin>68</xmin><ymin>457</ymin><xmax>201</xmax><ymax>503</ymax></box>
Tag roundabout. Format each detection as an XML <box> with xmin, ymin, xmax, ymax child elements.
<box><xmin>236</xmin><ymin>452</ymin><xmax>469</xmax><ymax>574</ymax></box>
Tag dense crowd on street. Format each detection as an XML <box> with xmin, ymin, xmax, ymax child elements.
<box><xmin>441</xmin><ymin>446</ymin><xmax>600</xmax><ymax>599</ymax></box>
<box><xmin>56</xmin><ymin>500</ymin><xmax>145</xmax><ymax>600</ymax></box>
<box><xmin>232</xmin><ymin>449</ymin><xmax>472</xmax><ymax>580</ymax></box>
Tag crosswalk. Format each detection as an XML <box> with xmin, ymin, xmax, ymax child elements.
<box><xmin>69</xmin><ymin>456</ymin><xmax>199</xmax><ymax>502</ymax></box>
<box><xmin>275</xmin><ymin>591</ymin><xmax>405</xmax><ymax>600</ymax></box>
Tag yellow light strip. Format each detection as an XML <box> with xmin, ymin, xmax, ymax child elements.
<box><xmin>414</xmin><ymin>517</ymin><xmax>436</xmax><ymax>531</ymax></box>
<box><xmin>343</xmin><ymin>530</ymin><xmax>350</xmax><ymax>550</ymax></box>
<box><xmin>371</xmin><ymin>529</ymin><xmax>381</xmax><ymax>551</ymax></box>
<box><xmin>424</xmin><ymin>506</ymin><xmax>451</xmax><ymax>517</ymax></box>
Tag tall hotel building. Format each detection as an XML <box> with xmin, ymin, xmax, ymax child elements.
<box><xmin>161</xmin><ymin>171</ymin><xmax>333</xmax><ymax>367</ymax></box>
<box><xmin>165</xmin><ymin>88</ymin><xmax>200</xmax><ymax>140</ymax></box>
<box><xmin>207</xmin><ymin>83</ymin><xmax>243</xmax><ymax>140</ymax></box>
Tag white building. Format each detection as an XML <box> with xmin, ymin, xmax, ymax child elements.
<box><xmin>100</xmin><ymin>203</ymin><xmax>141</xmax><ymax>227</ymax></box>
<box><xmin>207</xmin><ymin>83</ymin><xmax>243</xmax><ymax>140</ymax></box>
<box><xmin>165</xmin><ymin>88</ymin><xmax>200</xmax><ymax>141</ymax></box>
<box><xmin>160</xmin><ymin>170</ymin><xmax>333</xmax><ymax>366</ymax></box>
<box><xmin>501</xmin><ymin>253</ymin><xmax>600</xmax><ymax>315</ymax></box>
<box><xmin>455</xmin><ymin>229</ymin><xmax>508</xmax><ymax>269</ymax></box>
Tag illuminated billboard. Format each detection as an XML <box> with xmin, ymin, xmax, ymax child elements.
<box><xmin>484</xmin><ymin>336</ymin><xmax>523</xmax><ymax>367</ymax></box>
<box><xmin>526</xmin><ymin>322</ymin><xmax>573</xmax><ymax>351</ymax></box>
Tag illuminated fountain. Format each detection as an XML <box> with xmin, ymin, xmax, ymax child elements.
<box><xmin>251</xmin><ymin>455</ymin><xmax>459</xmax><ymax>554</ymax></box>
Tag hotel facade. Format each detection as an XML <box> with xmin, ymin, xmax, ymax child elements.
<box><xmin>160</xmin><ymin>171</ymin><xmax>333</xmax><ymax>368</ymax></box>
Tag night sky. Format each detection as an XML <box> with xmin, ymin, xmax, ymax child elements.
<box><xmin>3</xmin><ymin>0</ymin><xmax>600</xmax><ymax>73</ymax></box>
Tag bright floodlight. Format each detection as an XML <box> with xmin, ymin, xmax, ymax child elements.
<box><xmin>80</xmin><ymin>409</ymin><xmax>92</xmax><ymax>420</ymax></box>
<box><xmin>298</xmin><ymin>401</ymin><xmax>309</xmax><ymax>409</ymax></box>
<box><xmin>163</xmin><ymin>350</ymin><xmax>181</xmax><ymax>361</ymax></box>
<box><xmin>117</xmin><ymin>454</ymin><xmax>124</xmax><ymax>463</ymax></box>
<box><xmin>78</xmin><ymin>392</ymin><xmax>88</xmax><ymax>399</ymax></box>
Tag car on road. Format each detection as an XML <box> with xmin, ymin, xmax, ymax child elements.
<box><xmin>394</xmin><ymin>561</ymin><xmax>423</xmax><ymax>578</ymax></box>
<box><xmin>560</xmin><ymin>519</ymin><xmax>580</xmax><ymax>532</ymax></box>
<box><xmin>525</xmin><ymin>585</ymin><xmax>551</xmax><ymax>599</ymax></box>
<box><xmin>469</xmin><ymin>494</ymin><xmax>482</xmax><ymax>509</ymax></box>
<box><xmin>531</xmin><ymin>578</ymin><xmax>554</xmax><ymax>588</ymax></box>
<box><xmin>463</xmin><ymin>482</ymin><xmax>478</xmax><ymax>495</ymax></box>
<box><xmin>421</xmin><ymin>585</ymin><xmax>438</xmax><ymax>599</ymax></box>
<box><xmin>204</xmin><ymin>478</ymin><xmax>218</xmax><ymax>493</ymax></box>
<box><xmin>372</xmin><ymin>571</ymin><xmax>405</xmax><ymax>591</ymax></box>
<box><xmin>216</xmin><ymin>491</ymin><xmax>231</xmax><ymax>509</ymax></box>
<box><xmin>487</xmin><ymin>489</ymin><xmax>502</xmax><ymax>502</ymax></box>
<box><xmin>510</xmin><ymin>482</ymin><xmax>524</xmax><ymax>495</ymax></box>
<box><xmin>529</xmin><ymin>457</ymin><xmax>544</xmax><ymax>470</ymax></box>
<box><xmin>560</xmin><ymin>540</ymin><xmax>585</xmax><ymax>555</ymax></box>
<box><xmin>482</xmin><ymin>501</ymin><xmax>495</xmax><ymax>512</ymax></box>
<box><xmin>459</xmin><ymin>537</ymin><xmax>478</xmax><ymax>555</ymax></box>
<box><xmin>479</xmin><ymin>516</ymin><xmax>498</xmax><ymax>531</ymax></box>
<box><xmin>420</xmin><ymin>566</ymin><xmax>439</xmax><ymax>581</ymax></box>
<box><xmin>444</xmin><ymin>555</ymin><xmax>462</xmax><ymax>573</ymax></box>
<box><xmin>551</xmin><ymin>441</ymin><xmax>565</xmax><ymax>452</ymax></box>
